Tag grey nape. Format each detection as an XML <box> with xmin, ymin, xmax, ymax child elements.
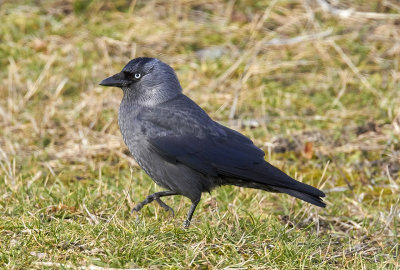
<box><xmin>100</xmin><ymin>57</ymin><xmax>325</xmax><ymax>228</ymax></box>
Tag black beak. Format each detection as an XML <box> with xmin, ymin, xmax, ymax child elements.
<box><xmin>99</xmin><ymin>73</ymin><xmax>125</xmax><ymax>87</ymax></box>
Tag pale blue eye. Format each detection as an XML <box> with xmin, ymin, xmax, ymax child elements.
<box><xmin>134</xmin><ymin>73</ymin><xmax>141</xmax><ymax>79</ymax></box>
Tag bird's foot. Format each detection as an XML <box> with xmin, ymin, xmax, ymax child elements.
<box><xmin>183</xmin><ymin>219</ymin><xmax>191</xmax><ymax>229</ymax></box>
<box><xmin>131</xmin><ymin>204</ymin><xmax>143</xmax><ymax>223</ymax></box>
<box><xmin>155</xmin><ymin>198</ymin><xmax>175</xmax><ymax>216</ymax></box>
<box><xmin>131</xmin><ymin>203</ymin><xmax>144</xmax><ymax>213</ymax></box>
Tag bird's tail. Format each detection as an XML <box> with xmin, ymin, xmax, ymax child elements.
<box><xmin>254</xmin><ymin>161</ymin><xmax>326</xmax><ymax>207</ymax></box>
<box><xmin>273</xmin><ymin>185</ymin><xmax>326</xmax><ymax>207</ymax></box>
<box><xmin>222</xmin><ymin>162</ymin><xmax>326</xmax><ymax>207</ymax></box>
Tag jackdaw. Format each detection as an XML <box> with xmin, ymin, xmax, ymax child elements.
<box><xmin>100</xmin><ymin>57</ymin><xmax>325</xmax><ymax>227</ymax></box>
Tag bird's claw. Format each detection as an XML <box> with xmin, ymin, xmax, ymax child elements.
<box><xmin>155</xmin><ymin>198</ymin><xmax>174</xmax><ymax>216</ymax></box>
<box><xmin>183</xmin><ymin>219</ymin><xmax>190</xmax><ymax>228</ymax></box>
<box><xmin>164</xmin><ymin>206</ymin><xmax>175</xmax><ymax>216</ymax></box>
<box><xmin>131</xmin><ymin>204</ymin><xmax>143</xmax><ymax>213</ymax></box>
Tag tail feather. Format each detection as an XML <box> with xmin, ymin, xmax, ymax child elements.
<box><xmin>256</xmin><ymin>162</ymin><xmax>326</xmax><ymax>207</ymax></box>
<box><xmin>221</xmin><ymin>161</ymin><xmax>326</xmax><ymax>207</ymax></box>
<box><xmin>274</xmin><ymin>186</ymin><xmax>326</xmax><ymax>207</ymax></box>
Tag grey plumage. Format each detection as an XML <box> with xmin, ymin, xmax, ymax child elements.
<box><xmin>100</xmin><ymin>57</ymin><xmax>325</xmax><ymax>227</ymax></box>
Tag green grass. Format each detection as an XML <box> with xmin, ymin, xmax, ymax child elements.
<box><xmin>1</xmin><ymin>0</ymin><xmax>399</xmax><ymax>269</ymax></box>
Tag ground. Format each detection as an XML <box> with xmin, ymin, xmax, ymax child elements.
<box><xmin>0</xmin><ymin>0</ymin><xmax>399</xmax><ymax>269</ymax></box>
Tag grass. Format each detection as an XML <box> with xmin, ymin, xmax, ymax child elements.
<box><xmin>0</xmin><ymin>0</ymin><xmax>399</xmax><ymax>268</ymax></box>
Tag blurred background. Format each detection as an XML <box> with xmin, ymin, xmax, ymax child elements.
<box><xmin>1</xmin><ymin>0</ymin><xmax>399</xmax><ymax>268</ymax></box>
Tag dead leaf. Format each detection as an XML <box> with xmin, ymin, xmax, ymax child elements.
<box><xmin>303</xmin><ymin>141</ymin><xmax>313</xmax><ymax>159</ymax></box>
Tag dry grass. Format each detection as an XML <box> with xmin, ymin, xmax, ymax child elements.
<box><xmin>0</xmin><ymin>0</ymin><xmax>399</xmax><ymax>269</ymax></box>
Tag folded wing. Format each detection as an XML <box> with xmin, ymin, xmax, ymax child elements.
<box><xmin>139</xmin><ymin>97</ymin><xmax>325</xmax><ymax>207</ymax></box>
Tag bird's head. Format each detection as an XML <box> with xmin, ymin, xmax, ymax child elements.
<box><xmin>100</xmin><ymin>57</ymin><xmax>182</xmax><ymax>105</ymax></box>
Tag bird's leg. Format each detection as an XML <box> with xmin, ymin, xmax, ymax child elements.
<box><xmin>132</xmin><ymin>191</ymin><xmax>177</xmax><ymax>214</ymax></box>
<box><xmin>183</xmin><ymin>199</ymin><xmax>200</xmax><ymax>228</ymax></box>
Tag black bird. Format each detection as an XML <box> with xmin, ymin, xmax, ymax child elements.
<box><xmin>100</xmin><ymin>57</ymin><xmax>325</xmax><ymax>227</ymax></box>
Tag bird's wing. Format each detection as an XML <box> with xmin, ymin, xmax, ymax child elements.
<box><xmin>138</xmin><ymin>97</ymin><xmax>326</xmax><ymax>205</ymax></box>
<box><xmin>138</xmin><ymin>100</ymin><xmax>266</xmax><ymax>179</ymax></box>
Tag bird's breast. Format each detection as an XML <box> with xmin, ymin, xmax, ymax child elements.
<box><xmin>118</xmin><ymin>104</ymin><xmax>142</xmax><ymax>146</ymax></box>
